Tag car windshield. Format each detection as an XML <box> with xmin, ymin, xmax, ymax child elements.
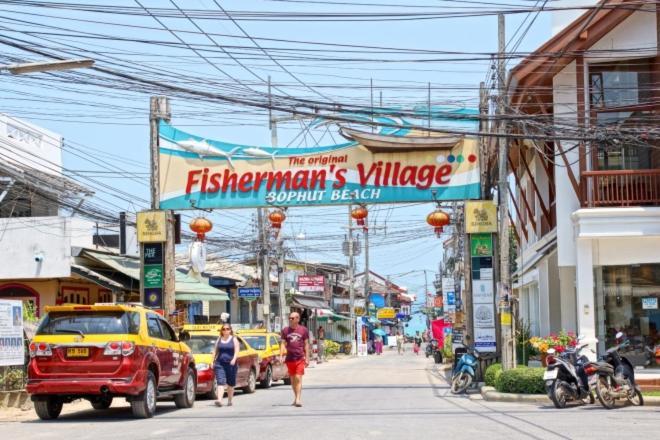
<box><xmin>37</xmin><ymin>311</ymin><xmax>140</xmax><ymax>335</ymax></box>
<box><xmin>187</xmin><ymin>336</ymin><xmax>217</xmax><ymax>354</ymax></box>
<box><xmin>242</xmin><ymin>335</ymin><xmax>267</xmax><ymax>350</ymax></box>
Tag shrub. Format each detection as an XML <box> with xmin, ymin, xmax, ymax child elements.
<box><xmin>494</xmin><ymin>366</ymin><xmax>545</xmax><ymax>394</ymax></box>
<box><xmin>484</xmin><ymin>363</ymin><xmax>502</xmax><ymax>387</ymax></box>
<box><xmin>324</xmin><ymin>340</ymin><xmax>340</xmax><ymax>358</ymax></box>
<box><xmin>442</xmin><ymin>335</ymin><xmax>453</xmax><ymax>361</ymax></box>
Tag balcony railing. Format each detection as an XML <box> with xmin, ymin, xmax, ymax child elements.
<box><xmin>580</xmin><ymin>169</ymin><xmax>660</xmax><ymax>208</ymax></box>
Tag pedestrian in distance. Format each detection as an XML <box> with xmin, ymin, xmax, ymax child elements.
<box><xmin>280</xmin><ymin>312</ymin><xmax>310</xmax><ymax>407</ymax></box>
<box><xmin>413</xmin><ymin>331</ymin><xmax>422</xmax><ymax>355</ymax></box>
<box><xmin>317</xmin><ymin>325</ymin><xmax>325</xmax><ymax>364</ymax></box>
<box><xmin>212</xmin><ymin>323</ymin><xmax>240</xmax><ymax>407</ymax></box>
<box><xmin>374</xmin><ymin>334</ymin><xmax>383</xmax><ymax>355</ymax></box>
<box><xmin>396</xmin><ymin>331</ymin><xmax>404</xmax><ymax>355</ymax></box>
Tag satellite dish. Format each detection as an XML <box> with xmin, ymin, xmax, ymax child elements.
<box><xmin>189</xmin><ymin>240</ymin><xmax>207</xmax><ymax>273</ymax></box>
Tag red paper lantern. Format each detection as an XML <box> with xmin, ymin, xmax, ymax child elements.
<box><xmin>351</xmin><ymin>206</ymin><xmax>368</xmax><ymax>227</ymax></box>
<box><xmin>190</xmin><ymin>217</ymin><xmax>213</xmax><ymax>240</ymax></box>
<box><xmin>426</xmin><ymin>209</ymin><xmax>450</xmax><ymax>236</ymax></box>
<box><xmin>269</xmin><ymin>209</ymin><xmax>286</xmax><ymax>230</ymax></box>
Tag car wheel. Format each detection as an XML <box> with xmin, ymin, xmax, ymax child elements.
<box><xmin>242</xmin><ymin>369</ymin><xmax>257</xmax><ymax>394</ymax></box>
<box><xmin>34</xmin><ymin>397</ymin><xmax>63</xmax><ymax>420</ymax></box>
<box><xmin>175</xmin><ymin>367</ymin><xmax>196</xmax><ymax>409</ymax></box>
<box><xmin>131</xmin><ymin>371</ymin><xmax>157</xmax><ymax>418</ymax></box>
<box><xmin>260</xmin><ymin>365</ymin><xmax>273</xmax><ymax>389</ymax></box>
<box><xmin>205</xmin><ymin>380</ymin><xmax>219</xmax><ymax>400</ymax></box>
<box><xmin>91</xmin><ymin>396</ymin><xmax>113</xmax><ymax>410</ymax></box>
<box><xmin>283</xmin><ymin>377</ymin><xmax>291</xmax><ymax>385</ymax></box>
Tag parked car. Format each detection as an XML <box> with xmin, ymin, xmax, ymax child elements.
<box><xmin>180</xmin><ymin>324</ymin><xmax>260</xmax><ymax>399</ymax></box>
<box><xmin>237</xmin><ymin>329</ymin><xmax>289</xmax><ymax>388</ymax></box>
<box><xmin>27</xmin><ymin>304</ymin><xmax>196</xmax><ymax>420</ymax></box>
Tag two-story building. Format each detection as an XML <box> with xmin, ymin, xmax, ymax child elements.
<box><xmin>508</xmin><ymin>0</ymin><xmax>659</xmax><ymax>366</ymax></box>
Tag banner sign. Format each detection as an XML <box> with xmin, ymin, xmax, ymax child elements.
<box><xmin>474</xmin><ymin>327</ymin><xmax>497</xmax><ymax>352</ymax></box>
<box><xmin>137</xmin><ymin>211</ymin><xmax>167</xmax><ymax>243</ymax></box>
<box><xmin>470</xmin><ymin>233</ymin><xmax>493</xmax><ymax>257</ymax></box>
<box><xmin>238</xmin><ymin>287</ymin><xmax>261</xmax><ymax>301</ymax></box>
<box><xmin>0</xmin><ymin>299</ymin><xmax>24</xmax><ymax>366</ymax></box>
<box><xmin>376</xmin><ymin>307</ymin><xmax>396</xmax><ymax>320</ymax></box>
<box><xmin>142</xmin><ymin>243</ymin><xmax>163</xmax><ymax>309</ymax></box>
<box><xmin>465</xmin><ymin>201</ymin><xmax>497</xmax><ymax>233</ymax></box>
<box><xmin>297</xmin><ymin>275</ymin><xmax>325</xmax><ymax>293</ymax></box>
<box><xmin>158</xmin><ymin>122</ymin><xmax>481</xmax><ymax>209</ymax></box>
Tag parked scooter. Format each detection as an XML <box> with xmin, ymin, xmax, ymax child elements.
<box><xmin>543</xmin><ymin>339</ymin><xmax>595</xmax><ymax>408</ymax></box>
<box><xmin>425</xmin><ymin>339</ymin><xmax>438</xmax><ymax>358</ymax></box>
<box><xmin>450</xmin><ymin>347</ymin><xmax>479</xmax><ymax>394</ymax></box>
<box><xmin>588</xmin><ymin>332</ymin><xmax>644</xmax><ymax>409</ymax></box>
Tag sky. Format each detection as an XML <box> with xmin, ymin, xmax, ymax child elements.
<box><xmin>0</xmin><ymin>0</ymin><xmax>556</xmax><ymax>298</ymax></box>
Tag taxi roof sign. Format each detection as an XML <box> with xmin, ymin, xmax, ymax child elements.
<box><xmin>182</xmin><ymin>324</ymin><xmax>223</xmax><ymax>332</ymax></box>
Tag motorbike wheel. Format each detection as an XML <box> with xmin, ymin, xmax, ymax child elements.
<box><xmin>450</xmin><ymin>372</ymin><xmax>472</xmax><ymax>395</ymax></box>
<box><xmin>595</xmin><ymin>376</ymin><xmax>616</xmax><ymax>409</ymax></box>
<box><xmin>549</xmin><ymin>380</ymin><xmax>568</xmax><ymax>409</ymax></box>
<box><xmin>627</xmin><ymin>384</ymin><xmax>644</xmax><ymax>407</ymax></box>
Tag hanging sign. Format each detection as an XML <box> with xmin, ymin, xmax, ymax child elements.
<box><xmin>137</xmin><ymin>211</ymin><xmax>167</xmax><ymax>243</ymax></box>
<box><xmin>376</xmin><ymin>307</ymin><xmax>396</xmax><ymax>320</ymax></box>
<box><xmin>238</xmin><ymin>287</ymin><xmax>261</xmax><ymax>302</ymax></box>
<box><xmin>465</xmin><ymin>201</ymin><xmax>497</xmax><ymax>233</ymax></box>
<box><xmin>158</xmin><ymin>122</ymin><xmax>481</xmax><ymax>210</ymax></box>
<box><xmin>297</xmin><ymin>275</ymin><xmax>325</xmax><ymax>293</ymax></box>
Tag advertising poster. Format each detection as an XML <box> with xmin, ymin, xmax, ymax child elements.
<box><xmin>0</xmin><ymin>299</ymin><xmax>24</xmax><ymax>366</ymax></box>
<box><xmin>474</xmin><ymin>327</ymin><xmax>497</xmax><ymax>352</ymax></box>
<box><xmin>158</xmin><ymin>122</ymin><xmax>481</xmax><ymax>209</ymax></box>
<box><xmin>474</xmin><ymin>304</ymin><xmax>495</xmax><ymax>328</ymax></box>
<box><xmin>472</xmin><ymin>280</ymin><xmax>494</xmax><ymax>304</ymax></box>
<box><xmin>297</xmin><ymin>275</ymin><xmax>325</xmax><ymax>293</ymax></box>
<box><xmin>465</xmin><ymin>201</ymin><xmax>497</xmax><ymax>233</ymax></box>
<box><xmin>470</xmin><ymin>233</ymin><xmax>493</xmax><ymax>257</ymax></box>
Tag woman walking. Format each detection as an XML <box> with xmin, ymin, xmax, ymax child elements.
<box><xmin>213</xmin><ymin>324</ymin><xmax>240</xmax><ymax>407</ymax></box>
<box><xmin>396</xmin><ymin>331</ymin><xmax>404</xmax><ymax>355</ymax></box>
<box><xmin>374</xmin><ymin>334</ymin><xmax>383</xmax><ymax>355</ymax></box>
<box><xmin>413</xmin><ymin>331</ymin><xmax>422</xmax><ymax>355</ymax></box>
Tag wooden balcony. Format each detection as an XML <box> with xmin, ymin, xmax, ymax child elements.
<box><xmin>580</xmin><ymin>169</ymin><xmax>660</xmax><ymax>208</ymax></box>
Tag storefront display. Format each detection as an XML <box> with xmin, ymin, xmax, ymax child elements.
<box><xmin>595</xmin><ymin>264</ymin><xmax>660</xmax><ymax>368</ymax></box>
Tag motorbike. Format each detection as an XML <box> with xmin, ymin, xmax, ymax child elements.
<box><xmin>450</xmin><ymin>347</ymin><xmax>479</xmax><ymax>394</ymax></box>
<box><xmin>587</xmin><ymin>332</ymin><xmax>644</xmax><ymax>409</ymax></box>
<box><xmin>543</xmin><ymin>340</ymin><xmax>595</xmax><ymax>408</ymax></box>
<box><xmin>425</xmin><ymin>339</ymin><xmax>438</xmax><ymax>358</ymax></box>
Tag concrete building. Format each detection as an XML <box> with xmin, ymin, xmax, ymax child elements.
<box><xmin>509</xmin><ymin>0</ymin><xmax>660</xmax><ymax>367</ymax></box>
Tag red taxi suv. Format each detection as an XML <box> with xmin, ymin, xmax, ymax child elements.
<box><xmin>27</xmin><ymin>304</ymin><xmax>196</xmax><ymax>420</ymax></box>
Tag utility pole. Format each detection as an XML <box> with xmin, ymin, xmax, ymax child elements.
<box><xmin>257</xmin><ymin>208</ymin><xmax>270</xmax><ymax>330</ymax></box>
<box><xmin>277</xmin><ymin>241</ymin><xmax>286</xmax><ymax>332</ymax></box>
<box><xmin>347</xmin><ymin>204</ymin><xmax>356</xmax><ymax>355</ymax></box>
<box><xmin>146</xmin><ymin>96</ymin><xmax>175</xmax><ymax>316</ymax></box>
<box><xmin>496</xmin><ymin>13</ymin><xmax>514</xmax><ymax>370</ymax></box>
<box><xmin>363</xmin><ymin>225</ymin><xmax>370</xmax><ymax>303</ymax></box>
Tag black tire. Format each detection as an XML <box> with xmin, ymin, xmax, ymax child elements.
<box><xmin>174</xmin><ymin>368</ymin><xmax>196</xmax><ymax>409</ymax></box>
<box><xmin>131</xmin><ymin>371</ymin><xmax>157</xmax><ymax>419</ymax></box>
<box><xmin>260</xmin><ymin>365</ymin><xmax>273</xmax><ymax>389</ymax></box>
<box><xmin>283</xmin><ymin>377</ymin><xmax>291</xmax><ymax>385</ymax></box>
<box><xmin>205</xmin><ymin>380</ymin><xmax>219</xmax><ymax>400</ymax></box>
<box><xmin>34</xmin><ymin>397</ymin><xmax>63</xmax><ymax>420</ymax></box>
<box><xmin>627</xmin><ymin>384</ymin><xmax>644</xmax><ymax>406</ymax></box>
<box><xmin>91</xmin><ymin>396</ymin><xmax>113</xmax><ymax>410</ymax></box>
<box><xmin>433</xmin><ymin>352</ymin><xmax>442</xmax><ymax>364</ymax></box>
<box><xmin>242</xmin><ymin>369</ymin><xmax>257</xmax><ymax>394</ymax></box>
<box><xmin>549</xmin><ymin>381</ymin><xmax>568</xmax><ymax>409</ymax></box>
<box><xmin>595</xmin><ymin>375</ymin><xmax>616</xmax><ymax>410</ymax></box>
<box><xmin>450</xmin><ymin>372</ymin><xmax>472</xmax><ymax>394</ymax></box>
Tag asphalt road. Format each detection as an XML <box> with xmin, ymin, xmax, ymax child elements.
<box><xmin>2</xmin><ymin>347</ymin><xmax>658</xmax><ymax>440</ymax></box>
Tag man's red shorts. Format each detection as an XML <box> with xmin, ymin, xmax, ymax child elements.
<box><xmin>286</xmin><ymin>359</ymin><xmax>306</xmax><ymax>376</ymax></box>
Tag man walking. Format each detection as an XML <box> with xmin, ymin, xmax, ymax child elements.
<box><xmin>317</xmin><ymin>325</ymin><xmax>325</xmax><ymax>364</ymax></box>
<box><xmin>280</xmin><ymin>312</ymin><xmax>310</xmax><ymax>407</ymax></box>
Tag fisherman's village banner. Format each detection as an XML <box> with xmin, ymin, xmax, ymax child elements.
<box><xmin>158</xmin><ymin>121</ymin><xmax>481</xmax><ymax>209</ymax></box>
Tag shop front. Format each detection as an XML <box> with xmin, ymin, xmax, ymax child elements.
<box><xmin>594</xmin><ymin>263</ymin><xmax>660</xmax><ymax>369</ymax></box>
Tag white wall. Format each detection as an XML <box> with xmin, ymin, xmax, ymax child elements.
<box><xmin>0</xmin><ymin>216</ymin><xmax>73</xmax><ymax>279</ymax></box>
<box><xmin>587</xmin><ymin>9</ymin><xmax>657</xmax><ymax>62</ymax></box>
<box><xmin>0</xmin><ymin>114</ymin><xmax>63</xmax><ymax>176</ymax></box>
<box><xmin>553</xmin><ymin>61</ymin><xmax>581</xmax><ymax>267</ymax></box>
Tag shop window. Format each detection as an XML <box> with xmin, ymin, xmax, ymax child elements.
<box><xmin>595</xmin><ymin>264</ymin><xmax>660</xmax><ymax>368</ymax></box>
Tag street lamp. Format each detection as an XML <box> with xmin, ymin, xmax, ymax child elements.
<box><xmin>0</xmin><ymin>59</ymin><xmax>94</xmax><ymax>75</ymax></box>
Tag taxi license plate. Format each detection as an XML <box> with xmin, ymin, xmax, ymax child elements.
<box><xmin>67</xmin><ymin>347</ymin><xmax>89</xmax><ymax>357</ymax></box>
<box><xmin>543</xmin><ymin>369</ymin><xmax>558</xmax><ymax>380</ymax></box>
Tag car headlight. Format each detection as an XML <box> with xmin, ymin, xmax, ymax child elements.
<box><xmin>197</xmin><ymin>363</ymin><xmax>210</xmax><ymax>371</ymax></box>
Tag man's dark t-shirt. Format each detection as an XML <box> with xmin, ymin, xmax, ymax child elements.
<box><xmin>281</xmin><ymin>325</ymin><xmax>309</xmax><ymax>362</ymax></box>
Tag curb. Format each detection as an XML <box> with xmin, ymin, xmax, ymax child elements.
<box><xmin>0</xmin><ymin>391</ymin><xmax>31</xmax><ymax>410</ymax></box>
<box><xmin>479</xmin><ymin>386</ymin><xmax>660</xmax><ymax>406</ymax></box>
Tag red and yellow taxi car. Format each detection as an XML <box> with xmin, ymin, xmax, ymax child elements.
<box><xmin>27</xmin><ymin>304</ymin><xmax>196</xmax><ymax>420</ymax></box>
<box><xmin>180</xmin><ymin>324</ymin><xmax>260</xmax><ymax>398</ymax></box>
<box><xmin>237</xmin><ymin>329</ymin><xmax>289</xmax><ymax>388</ymax></box>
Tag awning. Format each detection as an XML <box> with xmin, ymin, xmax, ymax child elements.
<box><xmin>82</xmin><ymin>249</ymin><xmax>140</xmax><ymax>280</ymax></box>
<box><xmin>513</xmin><ymin>231</ymin><xmax>557</xmax><ymax>286</ymax></box>
<box><xmin>315</xmin><ymin>308</ymin><xmax>350</xmax><ymax>321</ymax></box>
<box><xmin>71</xmin><ymin>264</ymin><xmax>124</xmax><ymax>291</ymax></box>
<box><xmin>291</xmin><ymin>294</ymin><xmax>329</xmax><ymax>310</ymax></box>
<box><xmin>175</xmin><ymin>270</ymin><xmax>229</xmax><ymax>302</ymax></box>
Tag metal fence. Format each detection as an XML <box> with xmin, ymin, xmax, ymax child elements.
<box><xmin>0</xmin><ymin>364</ymin><xmax>28</xmax><ymax>392</ymax></box>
